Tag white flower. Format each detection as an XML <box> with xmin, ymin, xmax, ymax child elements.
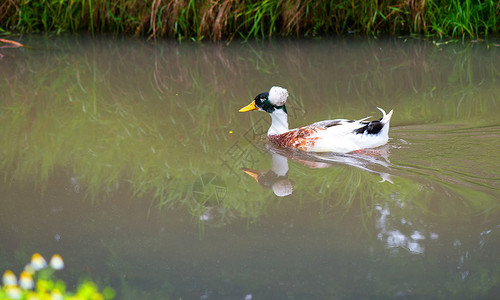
<box><xmin>50</xmin><ymin>254</ymin><xmax>64</xmax><ymax>270</ymax></box>
<box><xmin>6</xmin><ymin>286</ymin><xmax>22</xmax><ymax>299</ymax></box>
<box><xmin>30</xmin><ymin>253</ymin><xmax>47</xmax><ymax>271</ymax></box>
<box><xmin>23</xmin><ymin>264</ymin><xmax>35</xmax><ymax>275</ymax></box>
<box><xmin>19</xmin><ymin>271</ymin><xmax>34</xmax><ymax>289</ymax></box>
<box><xmin>2</xmin><ymin>270</ymin><xmax>17</xmax><ymax>286</ymax></box>
<box><xmin>51</xmin><ymin>289</ymin><xmax>64</xmax><ymax>300</ymax></box>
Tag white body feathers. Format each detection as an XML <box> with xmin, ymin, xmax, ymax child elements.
<box><xmin>307</xmin><ymin>108</ymin><xmax>393</xmax><ymax>153</ymax></box>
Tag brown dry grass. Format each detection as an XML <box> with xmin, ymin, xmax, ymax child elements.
<box><xmin>0</xmin><ymin>0</ymin><xmax>498</xmax><ymax>40</ymax></box>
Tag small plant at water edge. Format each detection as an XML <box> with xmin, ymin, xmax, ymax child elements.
<box><xmin>0</xmin><ymin>253</ymin><xmax>115</xmax><ymax>300</ymax></box>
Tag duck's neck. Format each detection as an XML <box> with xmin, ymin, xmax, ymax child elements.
<box><xmin>271</xmin><ymin>153</ymin><xmax>289</xmax><ymax>177</ymax></box>
<box><xmin>268</xmin><ymin>109</ymin><xmax>289</xmax><ymax>136</ymax></box>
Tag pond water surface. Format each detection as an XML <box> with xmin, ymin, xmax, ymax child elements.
<box><xmin>1</xmin><ymin>35</ymin><xmax>500</xmax><ymax>299</ymax></box>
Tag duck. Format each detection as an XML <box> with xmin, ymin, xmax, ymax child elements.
<box><xmin>239</xmin><ymin>86</ymin><xmax>393</xmax><ymax>153</ymax></box>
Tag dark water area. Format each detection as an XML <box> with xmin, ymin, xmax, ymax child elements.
<box><xmin>1</xmin><ymin>35</ymin><xmax>499</xmax><ymax>299</ymax></box>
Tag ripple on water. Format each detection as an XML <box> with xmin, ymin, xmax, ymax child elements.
<box><xmin>390</xmin><ymin>123</ymin><xmax>500</xmax><ymax>202</ymax></box>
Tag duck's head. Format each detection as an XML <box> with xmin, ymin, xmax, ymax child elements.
<box><xmin>239</xmin><ymin>86</ymin><xmax>288</xmax><ymax>114</ymax></box>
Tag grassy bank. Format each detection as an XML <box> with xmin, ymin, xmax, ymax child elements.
<box><xmin>0</xmin><ymin>0</ymin><xmax>499</xmax><ymax>40</ymax></box>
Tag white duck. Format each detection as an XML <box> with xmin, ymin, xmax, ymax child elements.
<box><xmin>239</xmin><ymin>86</ymin><xmax>393</xmax><ymax>153</ymax></box>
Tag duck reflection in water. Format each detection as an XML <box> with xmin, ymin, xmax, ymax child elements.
<box><xmin>242</xmin><ymin>143</ymin><xmax>393</xmax><ymax>196</ymax></box>
<box><xmin>242</xmin><ymin>149</ymin><xmax>294</xmax><ymax>197</ymax></box>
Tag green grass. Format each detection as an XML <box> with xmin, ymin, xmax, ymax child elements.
<box><xmin>0</xmin><ymin>0</ymin><xmax>498</xmax><ymax>40</ymax></box>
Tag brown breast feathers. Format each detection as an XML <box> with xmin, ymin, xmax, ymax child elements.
<box><xmin>268</xmin><ymin>126</ymin><xmax>325</xmax><ymax>151</ymax></box>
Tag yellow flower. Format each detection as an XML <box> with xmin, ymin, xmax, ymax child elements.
<box><xmin>2</xmin><ymin>270</ymin><xmax>17</xmax><ymax>286</ymax></box>
<box><xmin>26</xmin><ymin>291</ymin><xmax>40</xmax><ymax>300</ymax></box>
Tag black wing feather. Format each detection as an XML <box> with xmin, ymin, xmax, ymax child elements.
<box><xmin>355</xmin><ymin>120</ymin><xmax>384</xmax><ymax>135</ymax></box>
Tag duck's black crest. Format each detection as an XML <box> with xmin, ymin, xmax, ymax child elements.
<box><xmin>354</xmin><ymin>120</ymin><xmax>384</xmax><ymax>135</ymax></box>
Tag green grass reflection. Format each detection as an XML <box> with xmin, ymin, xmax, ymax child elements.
<box><xmin>0</xmin><ymin>36</ymin><xmax>499</xmax><ymax>224</ymax></box>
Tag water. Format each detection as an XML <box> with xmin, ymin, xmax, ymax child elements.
<box><xmin>1</xmin><ymin>35</ymin><xmax>499</xmax><ymax>299</ymax></box>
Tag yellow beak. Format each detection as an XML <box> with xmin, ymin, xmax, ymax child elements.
<box><xmin>239</xmin><ymin>101</ymin><xmax>258</xmax><ymax>112</ymax></box>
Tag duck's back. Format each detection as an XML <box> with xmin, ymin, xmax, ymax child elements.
<box><xmin>269</xmin><ymin>109</ymin><xmax>393</xmax><ymax>153</ymax></box>
<box><xmin>309</xmin><ymin>109</ymin><xmax>393</xmax><ymax>153</ymax></box>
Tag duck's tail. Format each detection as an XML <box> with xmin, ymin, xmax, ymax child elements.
<box><xmin>377</xmin><ymin>107</ymin><xmax>394</xmax><ymax>125</ymax></box>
